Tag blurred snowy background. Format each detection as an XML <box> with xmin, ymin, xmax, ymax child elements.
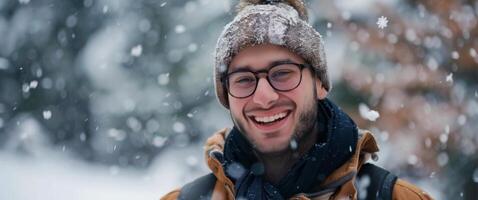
<box><xmin>0</xmin><ymin>0</ymin><xmax>477</xmax><ymax>199</ymax></box>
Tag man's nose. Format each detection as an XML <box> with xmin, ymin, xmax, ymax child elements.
<box><xmin>252</xmin><ymin>78</ymin><xmax>279</xmax><ymax>109</ymax></box>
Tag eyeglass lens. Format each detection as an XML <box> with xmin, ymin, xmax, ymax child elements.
<box><xmin>227</xmin><ymin>63</ymin><xmax>302</xmax><ymax>98</ymax></box>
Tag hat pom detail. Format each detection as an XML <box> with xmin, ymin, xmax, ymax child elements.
<box><xmin>237</xmin><ymin>0</ymin><xmax>308</xmax><ymax>21</ymax></box>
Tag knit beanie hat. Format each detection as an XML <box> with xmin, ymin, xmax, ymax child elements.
<box><xmin>214</xmin><ymin>0</ymin><xmax>329</xmax><ymax>109</ymax></box>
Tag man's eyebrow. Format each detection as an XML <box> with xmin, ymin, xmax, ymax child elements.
<box><xmin>228</xmin><ymin>65</ymin><xmax>253</xmax><ymax>73</ymax></box>
<box><xmin>268</xmin><ymin>59</ymin><xmax>295</xmax><ymax>67</ymax></box>
<box><xmin>229</xmin><ymin>59</ymin><xmax>296</xmax><ymax>73</ymax></box>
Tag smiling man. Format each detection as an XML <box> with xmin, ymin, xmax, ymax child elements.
<box><xmin>227</xmin><ymin>44</ymin><xmax>324</xmax><ymax>154</ymax></box>
<box><xmin>161</xmin><ymin>0</ymin><xmax>433</xmax><ymax>199</ymax></box>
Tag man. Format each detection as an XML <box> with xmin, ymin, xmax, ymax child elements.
<box><xmin>162</xmin><ymin>0</ymin><xmax>433</xmax><ymax>199</ymax></box>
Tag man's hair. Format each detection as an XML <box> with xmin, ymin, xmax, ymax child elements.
<box><xmin>213</xmin><ymin>0</ymin><xmax>330</xmax><ymax>109</ymax></box>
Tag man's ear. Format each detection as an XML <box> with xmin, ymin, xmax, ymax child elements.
<box><xmin>316</xmin><ymin>79</ymin><xmax>328</xmax><ymax>100</ymax></box>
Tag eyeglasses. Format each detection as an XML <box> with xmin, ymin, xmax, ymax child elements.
<box><xmin>222</xmin><ymin>61</ymin><xmax>310</xmax><ymax>98</ymax></box>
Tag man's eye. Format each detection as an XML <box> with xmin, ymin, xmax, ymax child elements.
<box><xmin>271</xmin><ymin>70</ymin><xmax>292</xmax><ymax>79</ymax></box>
<box><xmin>235</xmin><ymin>77</ymin><xmax>255</xmax><ymax>83</ymax></box>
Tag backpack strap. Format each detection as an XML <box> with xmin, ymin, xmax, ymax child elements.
<box><xmin>178</xmin><ymin>173</ymin><xmax>217</xmax><ymax>200</ymax></box>
<box><xmin>357</xmin><ymin>163</ymin><xmax>398</xmax><ymax>200</ymax></box>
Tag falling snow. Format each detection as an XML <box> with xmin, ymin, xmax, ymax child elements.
<box><xmin>446</xmin><ymin>73</ymin><xmax>453</xmax><ymax>83</ymax></box>
<box><xmin>470</xmin><ymin>48</ymin><xmax>477</xmax><ymax>58</ymax></box>
<box><xmin>437</xmin><ymin>153</ymin><xmax>449</xmax><ymax>167</ymax></box>
<box><xmin>426</xmin><ymin>57</ymin><xmax>439</xmax><ymax>71</ymax></box>
<box><xmin>451</xmin><ymin>51</ymin><xmax>460</xmax><ymax>60</ymax></box>
<box><xmin>29</xmin><ymin>80</ymin><xmax>38</xmax><ymax>89</ymax></box>
<box><xmin>102</xmin><ymin>5</ymin><xmax>109</xmax><ymax>13</ymax></box>
<box><xmin>226</xmin><ymin>162</ymin><xmax>246</xmax><ymax>180</ymax></box>
<box><xmin>376</xmin><ymin>16</ymin><xmax>389</xmax><ymax>29</ymax></box>
<box><xmin>131</xmin><ymin>45</ymin><xmax>143</xmax><ymax>57</ymax></box>
<box><xmin>22</xmin><ymin>83</ymin><xmax>30</xmax><ymax>93</ymax></box>
<box><xmin>439</xmin><ymin>133</ymin><xmax>448</xmax><ymax>144</ymax></box>
<box><xmin>42</xmin><ymin>110</ymin><xmax>52</xmax><ymax>120</ymax></box>
<box><xmin>158</xmin><ymin>73</ymin><xmax>170</xmax><ymax>85</ymax></box>
<box><xmin>457</xmin><ymin>115</ymin><xmax>467</xmax><ymax>125</ymax></box>
<box><xmin>289</xmin><ymin>139</ymin><xmax>298</xmax><ymax>150</ymax></box>
<box><xmin>79</xmin><ymin>133</ymin><xmax>86</xmax><ymax>141</ymax></box>
<box><xmin>173</xmin><ymin>122</ymin><xmax>185</xmax><ymax>133</ymax></box>
<box><xmin>108</xmin><ymin>128</ymin><xmax>127</xmax><ymax>141</ymax></box>
<box><xmin>1</xmin><ymin>1</ymin><xmax>475</xmax><ymax>199</ymax></box>
<box><xmin>358</xmin><ymin>103</ymin><xmax>380</xmax><ymax>121</ymax></box>
<box><xmin>153</xmin><ymin>136</ymin><xmax>167</xmax><ymax>147</ymax></box>
<box><xmin>473</xmin><ymin>169</ymin><xmax>478</xmax><ymax>183</ymax></box>
<box><xmin>408</xmin><ymin>154</ymin><xmax>418</xmax><ymax>165</ymax></box>
<box><xmin>175</xmin><ymin>25</ymin><xmax>186</xmax><ymax>34</ymax></box>
<box><xmin>357</xmin><ymin>175</ymin><xmax>370</xmax><ymax>199</ymax></box>
<box><xmin>0</xmin><ymin>58</ymin><xmax>9</xmax><ymax>70</ymax></box>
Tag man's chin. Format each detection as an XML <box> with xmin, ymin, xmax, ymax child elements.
<box><xmin>254</xmin><ymin>142</ymin><xmax>290</xmax><ymax>155</ymax></box>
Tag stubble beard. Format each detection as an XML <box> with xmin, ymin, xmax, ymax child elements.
<box><xmin>231</xmin><ymin>98</ymin><xmax>318</xmax><ymax>155</ymax></box>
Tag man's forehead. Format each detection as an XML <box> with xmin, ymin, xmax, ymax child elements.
<box><xmin>228</xmin><ymin>45</ymin><xmax>305</xmax><ymax>72</ymax></box>
<box><xmin>232</xmin><ymin>43</ymin><xmax>302</xmax><ymax>58</ymax></box>
<box><xmin>228</xmin><ymin>58</ymin><xmax>300</xmax><ymax>72</ymax></box>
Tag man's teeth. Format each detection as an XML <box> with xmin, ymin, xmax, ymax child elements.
<box><xmin>254</xmin><ymin>112</ymin><xmax>287</xmax><ymax>123</ymax></box>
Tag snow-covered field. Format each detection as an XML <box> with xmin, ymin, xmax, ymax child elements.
<box><xmin>0</xmin><ymin>145</ymin><xmax>207</xmax><ymax>200</ymax></box>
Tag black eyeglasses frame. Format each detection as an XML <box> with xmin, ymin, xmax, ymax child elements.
<box><xmin>221</xmin><ymin>61</ymin><xmax>311</xmax><ymax>99</ymax></box>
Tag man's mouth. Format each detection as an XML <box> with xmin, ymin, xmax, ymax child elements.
<box><xmin>250</xmin><ymin>111</ymin><xmax>291</xmax><ymax>125</ymax></box>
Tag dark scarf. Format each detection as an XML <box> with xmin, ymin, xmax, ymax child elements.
<box><xmin>222</xmin><ymin>98</ymin><xmax>358</xmax><ymax>199</ymax></box>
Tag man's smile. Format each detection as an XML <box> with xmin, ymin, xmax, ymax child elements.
<box><xmin>245</xmin><ymin>108</ymin><xmax>293</xmax><ymax>133</ymax></box>
<box><xmin>253</xmin><ymin>111</ymin><xmax>288</xmax><ymax>123</ymax></box>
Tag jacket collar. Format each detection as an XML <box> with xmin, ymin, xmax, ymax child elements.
<box><xmin>203</xmin><ymin>128</ymin><xmax>380</xmax><ymax>197</ymax></box>
<box><xmin>315</xmin><ymin>130</ymin><xmax>379</xmax><ymax>193</ymax></box>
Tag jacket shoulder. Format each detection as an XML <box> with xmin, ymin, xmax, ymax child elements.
<box><xmin>393</xmin><ymin>179</ymin><xmax>434</xmax><ymax>200</ymax></box>
<box><xmin>160</xmin><ymin>188</ymin><xmax>180</xmax><ymax>200</ymax></box>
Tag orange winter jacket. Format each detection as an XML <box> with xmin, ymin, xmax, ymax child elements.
<box><xmin>161</xmin><ymin>128</ymin><xmax>433</xmax><ymax>200</ymax></box>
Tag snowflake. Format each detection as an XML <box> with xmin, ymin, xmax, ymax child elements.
<box><xmin>451</xmin><ymin>51</ymin><xmax>460</xmax><ymax>59</ymax></box>
<box><xmin>175</xmin><ymin>25</ymin><xmax>186</xmax><ymax>34</ymax></box>
<box><xmin>43</xmin><ymin>110</ymin><xmax>52</xmax><ymax>120</ymax></box>
<box><xmin>173</xmin><ymin>121</ymin><xmax>185</xmax><ymax>133</ymax></box>
<box><xmin>158</xmin><ymin>73</ymin><xmax>170</xmax><ymax>85</ymax></box>
<box><xmin>376</xmin><ymin>16</ymin><xmax>389</xmax><ymax>29</ymax></box>
<box><xmin>470</xmin><ymin>48</ymin><xmax>477</xmax><ymax>58</ymax></box>
<box><xmin>358</xmin><ymin>103</ymin><xmax>380</xmax><ymax>121</ymax></box>
<box><xmin>473</xmin><ymin>168</ymin><xmax>478</xmax><ymax>183</ymax></box>
<box><xmin>153</xmin><ymin>136</ymin><xmax>167</xmax><ymax>147</ymax></box>
<box><xmin>446</xmin><ymin>73</ymin><xmax>453</xmax><ymax>83</ymax></box>
<box><xmin>29</xmin><ymin>80</ymin><xmax>38</xmax><ymax>88</ymax></box>
<box><xmin>102</xmin><ymin>5</ymin><xmax>109</xmax><ymax>13</ymax></box>
<box><xmin>289</xmin><ymin>139</ymin><xmax>298</xmax><ymax>150</ymax></box>
<box><xmin>131</xmin><ymin>45</ymin><xmax>142</xmax><ymax>57</ymax></box>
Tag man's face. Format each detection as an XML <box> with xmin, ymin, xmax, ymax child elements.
<box><xmin>227</xmin><ymin>44</ymin><xmax>327</xmax><ymax>154</ymax></box>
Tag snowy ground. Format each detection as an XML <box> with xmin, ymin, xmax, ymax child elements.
<box><xmin>0</xmin><ymin>145</ymin><xmax>207</xmax><ymax>200</ymax></box>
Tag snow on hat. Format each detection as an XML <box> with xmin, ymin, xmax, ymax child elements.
<box><xmin>214</xmin><ymin>0</ymin><xmax>329</xmax><ymax>109</ymax></box>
